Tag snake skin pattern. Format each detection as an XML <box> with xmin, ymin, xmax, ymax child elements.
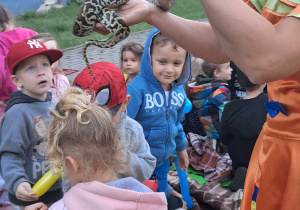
<box><xmin>73</xmin><ymin>0</ymin><xmax>176</xmax><ymax>80</ymax></box>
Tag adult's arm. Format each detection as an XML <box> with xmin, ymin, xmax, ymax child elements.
<box><xmin>94</xmin><ymin>0</ymin><xmax>230</xmax><ymax>64</ymax></box>
<box><xmin>200</xmin><ymin>0</ymin><xmax>300</xmax><ymax>83</ymax></box>
<box><xmin>95</xmin><ymin>0</ymin><xmax>300</xmax><ymax>83</ymax></box>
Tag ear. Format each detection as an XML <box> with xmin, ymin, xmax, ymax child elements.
<box><xmin>213</xmin><ymin>69</ymin><xmax>219</xmax><ymax>78</ymax></box>
<box><xmin>120</xmin><ymin>95</ymin><xmax>131</xmax><ymax>112</ymax></box>
<box><xmin>65</xmin><ymin>156</ymin><xmax>80</xmax><ymax>173</ymax></box>
<box><xmin>10</xmin><ymin>75</ymin><xmax>23</xmax><ymax>88</ymax></box>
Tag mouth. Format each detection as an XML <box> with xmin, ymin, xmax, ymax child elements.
<box><xmin>164</xmin><ymin>76</ymin><xmax>173</xmax><ymax>79</ymax></box>
<box><xmin>38</xmin><ymin>80</ymin><xmax>47</xmax><ymax>85</ymax></box>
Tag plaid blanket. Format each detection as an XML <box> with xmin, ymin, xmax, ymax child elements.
<box><xmin>186</xmin><ymin>132</ymin><xmax>232</xmax><ymax>181</ymax></box>
<box><xmin>168</xmin><ymin>170</ymin><xmax>243</xmax><ymax>210</ymax></box>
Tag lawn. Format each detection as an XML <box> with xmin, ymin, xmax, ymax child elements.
<box><xmin>15</xmin><ymin>0</ymin><xmax>206</xmax><ymax>50</ymax></box>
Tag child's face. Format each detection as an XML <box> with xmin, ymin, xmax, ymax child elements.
<box><xmin>42</xmin><ymin>40</ymin><xmax>58</xmax><ymax>50</ymax></box>
<box><xmin>41</xmin><ymin>39</ymin><xmax>60</xmax><ymax>71</ymax></box>
<box><xmin>217</xmin><ymin>62</ymin><xmax>232</xmax><ymax>81</ymax></box>
<box><xmin>151</xmin><ymin>42</ymin><xmax>186</xmax><ymax>91</ymax></box>
<box><xmin>12</xmin><ymin>55</ymin><xmax>53</xmax><ymax>100</ymax></box>
<box><xmin>122</xmin><ymin>51</ymin><xmax>141</xmax><ymax>76</ymax></box>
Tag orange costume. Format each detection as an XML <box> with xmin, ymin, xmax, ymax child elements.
<box><xmin>240</xmin><ymin>1</ymin><xmax>300</xmax><ymax>210</ymax></box>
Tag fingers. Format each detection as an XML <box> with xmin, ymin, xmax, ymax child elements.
<box><xmin>16</xmin><ymin>182</ymin><xmax>38</xmax><ymax>202</ymax></box>
<box><xmin>25</xmin><ymin>202</ymin><xmax>48</xmax><ymax>210</ymax></box>
<box><xmin>182</xmin><ymin>200</ymin><xmax>188</xmax><ymax>209</ymax></box>
<box><xmin>93</xmin><ymin>23</ymin><xmax>109</xmax><ymax>35</ymax></box>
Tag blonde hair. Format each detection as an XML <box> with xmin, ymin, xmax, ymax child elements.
<box><xmin>191</xmin><ymin>57</ymin><xmax>205</xmax><ymax>79</ymax></box>
<box><xmin>31</xmin><ymin>33</ymin><xmax>63</xmax><ymax>74</ymax></box>
<box><xmin>184</xmin><ymin>57</ymin><xmax>205</xmax><ymax>95</ymax></box>
<box><xmin>47</xmin><ymin>87</ymin><xmax>126</xmax><ymax>180</ymax></box>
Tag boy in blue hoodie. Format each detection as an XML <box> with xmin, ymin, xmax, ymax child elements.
<box><xmin>0</xmin><ymin>39</ymin><xmax>63</xmax><ymax>207</ymax></box>
<box><xmin>127</xmin><ymin>28</ymin><xmax>191</xmax><ymax>198</ymax></box>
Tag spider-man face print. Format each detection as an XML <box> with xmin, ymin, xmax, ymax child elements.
<box><xmin>73</xmin><ymin>61</ymin><xmax>127</xmax><ymax>109</ymax></box>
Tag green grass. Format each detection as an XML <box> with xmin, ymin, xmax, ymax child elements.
<box><xmin>15</xmin><ymin>0</ymin><xmax>205</xmax><ymax>50</ymax></box>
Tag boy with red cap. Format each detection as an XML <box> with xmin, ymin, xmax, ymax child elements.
<box><xmin>73</xmin><ymin>61</ymin><xmax>156</xmax><ymax>182</ymax></box>
<box><xmin>0</xmin><ymin>39</ymin><xmax>63</xmax><ymax>208</ymax></box>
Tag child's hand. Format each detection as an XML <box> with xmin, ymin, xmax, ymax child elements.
<box><xmin>25</xmin><ymin>202</ymin><xmax>48</xmax><ymax>210</ymax></box>
<box><xmin>176</xmin><ymin>149</ymin><xmax>189</xmax><ymax>171</ymax></box>
<box><xmin>182</xmin><ymin>200</ymin><xmax>187</xmax><ymax>209</ymax></box>
<box><xmin>16</xmin><ymin>182</ymin><xmax>38</xmax><ymax>202</ymax></box>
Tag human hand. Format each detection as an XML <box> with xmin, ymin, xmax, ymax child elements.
<box><xmin>176</xmin><ymin>149</ymin><xmax>189</xmax><ymax>171</ymax></box>
<box><xmin>16</xmin><ymin>182</ymin><xmax>38</xmax><ymax>202</ymax></box>
<box><xmin>25</xmin><ymin>202</ymin><xmax>48</xmax><ymax>210</ymax></box>
<box><xmin>182</xmin><ymin>199</ymin><xmax>187</xmax><ymax>209</ymax></box>
<box><xmin>94</xmin><ymin>0</ymin><xmax>154</xmax><ymax>35</ymax></box>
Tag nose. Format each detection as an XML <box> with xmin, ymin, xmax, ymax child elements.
<box><xmin>37</xmin><ymin>67</ymin><xmax>45</xmax><ymax>76</ymax></box>
<box><xmin>165</xmin><ymin>64</ymin><xmax>173</xmax><ymax>73</ymax></box>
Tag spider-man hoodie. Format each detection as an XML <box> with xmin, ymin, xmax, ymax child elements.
<box><xmin>127</xmin><ymin>28</ymin><xmax>191</xmax><ymax>167</ymax></box>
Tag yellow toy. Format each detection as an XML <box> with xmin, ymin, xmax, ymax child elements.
<box><xmin>32</xmin><ymin>168</ymin><xmax>62</xmax><ymax>197</ymax></box>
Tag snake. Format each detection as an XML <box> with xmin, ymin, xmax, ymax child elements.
<box><xmin>72</xmin><ymin>0</ymin><xmax>176</xmax><ymax>80</ymax></box>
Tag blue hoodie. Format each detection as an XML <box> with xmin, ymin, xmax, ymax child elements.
<box><xmin>127</xmin><ymin>28</ymin><xmax>191</xmax><ymax>167</ymax></box>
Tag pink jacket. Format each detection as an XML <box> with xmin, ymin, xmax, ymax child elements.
<box><xmin>49</xmin><ymin>73</ymin><xmax>70</xmax><ymax>101</ymax></box>
<box><xmin>0</xmin><ymin>27</ymin><xmax>37</xmax><ymax>100</ymax></box>
<box><xmin>50</xmin><ymin>178</ymin><xmax>167</xmax><ymax>210</ymax></box>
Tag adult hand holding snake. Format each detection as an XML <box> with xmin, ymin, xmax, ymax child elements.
<box><xmin>73</xmin><ymin>0</ymin><xmax>175</xmax><ymax>80</ymax></box>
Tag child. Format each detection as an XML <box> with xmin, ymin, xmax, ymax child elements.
<box><xmin>73</xmin><ymin>61</ymin><xmax>156</xmax><ymax>182</ymax></box>
<box><xmin>227</xmin><ymin>62</ymin><xmax>246</xmax><ymax>99</ymax></box>
<box><xmin>25</xmin><ymin>87</ymin><xmax>168</xmax><ymax>210</ymax></box>
<box><xmin>120</xmin><ymin>42</ymin><xmax>144</xmax><ymax>84</ymax></box>
<box><xmin>126</xmin><ymin>28</ymin><xmax>191</xmax><ymax>198</ymax></box>
<box><xmin>0</xmin><ymin>4</ymin><xmax>37</xmax><ymax>119</ymax></box>
<box><xmin>0</xmin><ymin>39</ymin><xmax>63</xmax><ymax>208</ymax></box>
<box><xmin>31</xmin><ymin>33</ymin><xmax>70</xmax><ymax>101</ymax></box>
<box><xmin>183</xmin><ymin>57</ymin><xmax>206</xmax><ymax>137</ymax></box>
<box><xmin>188</xmin><ymin>61</ymin><xmax>232</xmax><ymax>150</ymax></box>
<box><xmin>220</xmin><ymin>67</ymin><xmax>268</xmax><ymax>191</ymax></box>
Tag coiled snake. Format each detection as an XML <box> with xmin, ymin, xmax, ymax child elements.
<box><xmin>72</xmin><ymin>0</ymin><xmax>176</xmax><ymax>80</ymax></box>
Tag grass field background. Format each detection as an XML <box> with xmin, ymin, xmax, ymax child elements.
<box><xmin>15</xmin><ymin>0</ymin><xmax>205</xmax><ymax>49</ymax></box>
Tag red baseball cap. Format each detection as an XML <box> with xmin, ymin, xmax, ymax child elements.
<box><xmin>73</xmin><ymin>62</ymin><xmax>127</xmax><ymax>114</ymax></box>
<box><xmin>6</xmin><ymin>39</ymin><xmax>63</xmax><ymax>75</ymax></box>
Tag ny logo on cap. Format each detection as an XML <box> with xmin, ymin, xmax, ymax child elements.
<box><xmin>27</xmin><ymin>40</ymin><xmax>43</xmax><ymax>49</ymax></box>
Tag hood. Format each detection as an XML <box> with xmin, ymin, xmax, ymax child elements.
<box><xmin>140</xmin><ymin>28</ymin><xmax>191</xmax><ymax>86</ymax></box>
<box><xmin>62</xmin><ymin>178</ymin><xmax>167</xmax><ymax>210</ymax></box>
<box><xmin>5</xmin><ymin>91</ymin><xmax>52</xmax><ymax>112</ymax></box>
<box><xmin>189</xmin><ymin>75</ymin><xmax>228</xmax><ymax>101</ymax></box>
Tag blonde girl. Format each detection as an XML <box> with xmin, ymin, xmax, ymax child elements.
<box><xmin>25</xmin><ymin>87</ymin><xmax>167</xmax><ymax>210</ymax></box>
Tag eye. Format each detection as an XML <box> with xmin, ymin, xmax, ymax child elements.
<box><xmin>159</xmin><ymin>60</ymin><xmax>166</xmax><ymax>64</ymax></box>
<box><xmin>131</xmin><ymin>59</ymin><xmax>136</xmax><ymax>62</ymax></box>
<box><xmin>27</xmin><ymin>66</ymin><xmax>34</xmax><ymax>71</ymax></box>
<box><xmin>174</xmin><ymin>62</ymin><xmax>182</xmax><ymax>66</ymax></box>
<box><xmin>42</xmin><ymin>63</ymin><xmax>49</xmax><ymax>68</ymax></box>
<box><xmin>123</xmin><ymin>59</ymin><xmax>128</xmax><ymax>62</ymax></box>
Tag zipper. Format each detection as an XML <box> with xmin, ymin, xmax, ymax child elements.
<box><xmin>166</xmin><ymin>107</ymin><xmax>169</xmax><ymax>120</ymax></box>
<box><xmin>164</xmin><ymin>84</ymin><xmax>177</xmax><ymax>161</ymax></box>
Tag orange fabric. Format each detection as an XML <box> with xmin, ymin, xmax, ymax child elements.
<box><xmin>291</xmin><ymin>4</ymin><xmax>300</xmax><ymax>13</ymax></box>
<box><xmin>261</xmin><ymin>7</ymin><xmax>289</xmax><ymax>24</ymax></box>
<box><xmin>241</xmin><ymin>2</ymin><xmax>300</xmax><ymax>209</ymax></box>
<box><xmin>242</xmin><ymin>128</ymin><xmax>300</xmax><ymax>210</ymax></box>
